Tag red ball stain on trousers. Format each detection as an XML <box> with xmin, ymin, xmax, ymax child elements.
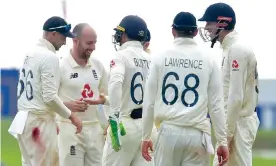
<box><xmin>32</xmin><ymin>127</ymin><xmax>40</xmax><ymax>142</ymax></box>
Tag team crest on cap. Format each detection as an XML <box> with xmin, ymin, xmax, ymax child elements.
<box><xmin>138</xmin><ymin>30</ymin><xmax>144</xmax><ymax>37</ymax></box>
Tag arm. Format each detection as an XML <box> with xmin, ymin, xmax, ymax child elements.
<box><xmin>108</xmin><ymin>58</ymin><xmax>125</xmax><ymax>115</ymax></box>
<box><xmin>226</xmin><ymin>47</ymin><xmax>247</xmax><ymax>137</ymax></box>
<box><xmin>100</xmin><ymin>65</ymin><xmax>110</xmax><ymax>105</ymax></box>
<box><xmin>98</xmin><ymin>66</ymin><xmax>109</xmax><ymax>129</ymax></box>
<box><xmin>207</xmin><ymin>59</ymin><xmax>227</xmax><ymax>147</ymax></box>
<box><xmin>142</xmin><ymin>59</ymin><xmax>158</xmax><ymax>141</ymax></box>
<box><xmin>107</xmin><ymin>57</ymin><xmax>126</xmax><ymax>151</ymax></box>
<box><xmin>41</xmin><ymin>54</ymin><xmax>71</xmax><ymax>118</ymax></box>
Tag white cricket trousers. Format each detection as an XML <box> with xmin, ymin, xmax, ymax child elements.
<box><xmin>102</xmin><ymin>117</ymin><xmax>157</xmax><ymax>166</ymax></box>
<box><xmin>213</xmin><ymin>112</ymin><xmax>260</xmax><ymax>166</ymax></box>
<box><xmin>57</xmin><ymin>121</ymin><xmax>105</xmax><ymax>166</ymax></box>
<box><xmin>154</xmin><ymin>123</ymin><xmax>210</xmax><ymax>166</ymax></box>
<box><xmin>18</xmin><ymin>111</ymin><xmax>59</xmax><ymax>166</ymax></box>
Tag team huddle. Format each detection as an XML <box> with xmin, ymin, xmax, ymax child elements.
<box><xmin>8</xmin><ymin>2</ymin><xmax>259</xmax><ymax>166</ymax></box>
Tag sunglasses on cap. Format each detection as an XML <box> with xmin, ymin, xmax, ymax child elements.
<box><xmin>49</xmin><ymin>24</ymin><xmax>71</xmax><ymax>32</ymax></box>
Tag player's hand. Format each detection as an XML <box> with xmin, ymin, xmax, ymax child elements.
<box><xmin>227</xmin><ymin>136</ymin><xmax>234</xmax><ymax>153</ymax></box>
<box><xmin>103</xmin><ymin>124</ymin><xmax>109</xmax><ymax>141</ymax></box>
<box><xmin>83</xmin><ymin>93</ymin><xmax>106</xmax><ymax>105</ymax></box>
<box><xmin>217</xmin><ymin>145</ymin><xmax>229</xmax><ymax>166</ymax></box>
<box><xmin>69</xmin><ymin>113</ymin><xmax>82</xmax><ymax>134</ymax></box>
<box><xmin>103</xmin><ymin>124</ymin><xmax>109</xmax><ymax>136</ymax></box>
<box><xmin>64</xmin><ymin>100</ymin><xmax>88</xmax><ymax>112</ymax></box>
<box><xmin>141</xmin><ymin>140</ymin><xmax>154</xmax><ymax>162</ymax></box>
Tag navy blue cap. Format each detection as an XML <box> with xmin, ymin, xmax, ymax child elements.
<box><xmin>43</xmin><ymin>16</ymin><xmax>75</xmax><ymax>38</ymax></box>
<box><xmin>172</xmin><ymin>12</ymin><xmax>197</xmax><ymax>31</ymax></box>
<box><xmin>114</xmin><ymin>15</ymin><xmax>147</xmax><ymax>41</ymax></box>
<box><xmin>198</xmin><ymin>3</ymin><xmax>236</xmax><ymax>24</ymax></box>
<box><xmin>145</xmin><ymin>29</ymin><xmax>151</xmax><ymax>42</ymax></box>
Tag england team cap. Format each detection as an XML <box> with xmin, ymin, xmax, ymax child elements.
<box><xmin>43</xmin><ymin>16</ymin><xmax>76</xmax><ymax>38</ymax></box>
<box><xmin>172</xmin><ymin>12</ymin><xmax>197</xmax><ymax>31</ymax></box>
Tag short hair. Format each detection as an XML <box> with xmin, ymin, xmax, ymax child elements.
<box><xmin>72</xmin><ymin>23</ymin><xmax>90</xmax><ymax>37</ymax></box>
<box><xmin>174</xmin><ymin>27</ymin><xmax>197</xmax><ymax>38</ymax></box>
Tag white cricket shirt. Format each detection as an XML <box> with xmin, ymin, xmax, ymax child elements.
<box><xmin>17</xmin><ymin>38</ymin><xmax>71</xmax><ymax>118</ymax></box>
<box><xmin>142</xmin><ymin>38</ymin><xmax>227</xmax><ymax>147</ymax></box>
<box><xmin>57</xmin><ymin>52</ymin><xmax>108</xmax><ymax>124</ymax></box>
<box><xmin>108</xmin><ymin>41</ymin><xmax>150</xmax><ymax>116</ymax></box>
<box><xmin>221</xmin><ymin>31</ymin><xmax>259</xmax><ymax>137</ymax></box>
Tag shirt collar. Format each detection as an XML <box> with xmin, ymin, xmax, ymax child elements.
<box><xmin>221</xmin><ymin>31</ymin><xmax>239</xmax><ymax>49</ymax></box>
<box><xmin>173</xmin><ymin>37</ymin><xmax>197</xmax><ymax>46</ymax></box>
<box><xmin>68</xmin><ymin>50</ymin><xmax>92</xmax><ymax>68</ymax></box>
<box><xmin>37</xmin><ymin>38</ymin><xmax>56</xmax><ymax>53</ymax></box>
<box><xmin>119</xmin><ymin>41</ymin><xmax>143</xmax><ymax>51</ymax></box>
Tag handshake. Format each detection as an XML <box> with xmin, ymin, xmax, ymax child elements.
<box><xmin>64</xmin><ymin>94</ymin><xmax>106</xmax><ymax>113</ymax></box>
<box><xmin>64</xmin><ymin>96</ymin><xmax>127</xmax><ymax>152</ymax></box>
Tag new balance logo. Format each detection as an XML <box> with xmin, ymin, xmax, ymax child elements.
<box><xmin>70</xmin><ymin>73</ymin><xmax>78</xmax><ymax>79</ymax></box>
<box><xmin>70</xmin><ymin>145</ymin><xmax>76</xmax><ymax>155</ymax></box>
<box><xmin>92</xmin><ymin>70</ymin><xmax>98</xmax><ymax>80</ymax></box>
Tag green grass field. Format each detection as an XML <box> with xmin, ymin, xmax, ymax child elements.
<box><xmin>1</xmin><ymin>118</ymin><xmax>276</xmax><ymax>166</ymax></box>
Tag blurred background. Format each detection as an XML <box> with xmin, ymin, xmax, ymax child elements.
<box><xmin>1</xmin><ymin>0</ymin><xmax>276</xmax><ymax>165</ymax></box>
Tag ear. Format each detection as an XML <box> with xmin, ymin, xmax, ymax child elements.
<box><xmin>194</xmin><ymin>28</ymin><xmax>198</xmax><ymax>37</ymax></box>
<box><xmin>122</xmin><ymin>32</ymin><xmax>127</xmax><ymax>40</ymax></box>
<box><xmin>52</xmin><ymin>31</ymin><xmax>57</xmax><ymax>36</ymax></box>
<box><xmin>143</xmin><ymin>42</ymin><xmax>150</xmax><ymax>49</ymax></box>
<box><xmin>72</xmin><ymin>37</ymin><xmax>78</xmax><ymax>44</ymax></box>
<box><xmin>120</xmin><ymin>32</ymin><xmax>128</xmax><ymax>43</ymax></box>
<box><xmin>172</xmin><ymin>28</ymin><xmax>176</xmax><ymax>38</ymax></box>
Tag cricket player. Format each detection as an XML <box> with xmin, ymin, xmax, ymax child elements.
<box><xmin>8</xmin><ymin>16</ymin><xmax>82</xmax><ymax>166</ymax></box>
<box><xmin>141</xmin><ymin>12</ymin><xmax>229</xmax><ymax>166</ymax></box>
<box><xmin>56</xmin><ymin>23</ymin><xmax>108</xmax><ymax>166</ymax></box>
<box><xmin>198</xmin><ymin>3</ymin><xmax>260</xmax><ymax>166</ymax></box>
<box><xmin>102</xmin><ymin>15</ymin><xmax>152</xmax><ymax>166</ymax></box>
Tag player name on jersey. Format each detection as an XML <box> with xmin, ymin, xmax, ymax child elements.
<box><xmin>165</xmin><ymin>57</ymin><xmax>203</xmax><ymax>69</ymax></box>
<box><xmin>134</xmin><ymin>58</ymin><xmax>149</xmax><ymax>69</ymax></box>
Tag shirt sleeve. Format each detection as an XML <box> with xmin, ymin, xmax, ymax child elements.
<box><xmin>98</xmin><ymin>64</ymin><xmax>109</xmax><ymax>105</ymax></box>
<box><xmin>99</xmin><ymin>65</ymin><xmax>108</xmax><ymax>94</ymax></box>
<box><xmin>108</xmin><ymin>56</ymin><xmax>125</xmax><ymax>115</ymax></box>
<box><xmin>41</xmin><ymin>54</ymin><xmax>71</xmax><ymax>118</ymax></box>
<box><xmin>207</xmin><ymin>59</ymin><xmax>228</xmax><ymax>147</ymax></box>
<box><xmin>41</xmin><ymin>54</ymin><xmax>60</xmax><ymax>103</ymax></box>
<box><xmin>226</xmin><ymin>46</ymin><xmax>248</xmax><ymax>137</ymax></box>
<box><xmin>142</xmin><ymin>57</ymin><xmax>159</xmax><ymax>141</ymax></box>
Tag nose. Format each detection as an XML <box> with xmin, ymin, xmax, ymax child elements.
<box><xmin>91</xmin><ymin>43</ymin><xmax>95</xmax><ymax>50</ymax></box>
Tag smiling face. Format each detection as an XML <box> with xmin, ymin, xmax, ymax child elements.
<box><xmin>73</xmin><ymin>26</ymin><xmax>97</xmax><ymax>60</ymax></box>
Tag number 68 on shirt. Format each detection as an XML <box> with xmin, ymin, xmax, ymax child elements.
<box><xmin>130</xmin><ymin>71</ymin><xmax>200</xmax><ymax>107</ymax></box>
<box><xmin>162</xmin><ymin>72</ymin><xmax>200</xmax><ymax>107</ymax></box>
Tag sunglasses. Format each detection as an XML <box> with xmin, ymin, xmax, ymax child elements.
<box><xmin>49</xmin><ymin>24</ymin><xmax>71</xmax><ymax>32</ymax></box>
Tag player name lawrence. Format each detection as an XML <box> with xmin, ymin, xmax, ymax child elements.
<box><xmin>165</xmin><ymin>57</ymin><xmax>203</xmax><ymax>69</ymax></box>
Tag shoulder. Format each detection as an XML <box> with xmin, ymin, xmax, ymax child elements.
<box><xmin>90</xmin><ymin>57</ymin><xmax>106</xmax><ymax>71</ymax></box>
<box><xmin>197</xmin><ymin>44</ymin><xmax>220</xmax><ymax>65</ymax></box>
<box><xmin>112</xmin><ymin>50</ymin><xmax>127</xmax><ymax>64</ymax></box>
<box><xmin>149</xmin><ymin>49</ymin><xmax>170</xmax><ymax>67</ymax></box>
<box><xmin>230</xmin><ymin>40</ymin><xmax>255</xmax><ymax>59</ymax></box>
<box><xmin>32</xmin><ymin>45</ymin><xmax>58</xmax><ymax>63</ymax></box>
<box><xmin>58</xmin><ymin>55</ymin><xmax>72</xmax><ymax>74</ymax></box>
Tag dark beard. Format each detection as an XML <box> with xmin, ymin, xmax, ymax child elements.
<box><xmin>81</xmin><ymin>53</ymin><xmax>90</xmax><ymax>60</ymax></box>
